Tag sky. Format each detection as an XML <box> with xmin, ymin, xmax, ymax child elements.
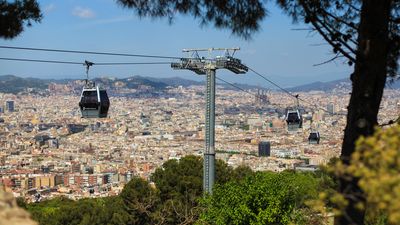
<box><xmin>0</xmin><ymin>0</ymin><xmax>353</xmax><ymax>88</ymax></box>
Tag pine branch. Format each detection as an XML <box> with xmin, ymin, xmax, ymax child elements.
<box><xmin>317</xmin><ymin>16</ymin><xmax>357</xmax><ymax>55</ymax></box>
<box><xmin>299</xmin><ymin>1</ymin><xmax>356</xmax><ymax>62</ymax></box>
<box><xmin>313</xmin><ymin>53</ymin><xmax>342</xmax><ymax>66</ymax></box>
<box><xmin>320</xmin><ymin>8</ymin><xmax>358</xmax><ymax>30</ymax></box>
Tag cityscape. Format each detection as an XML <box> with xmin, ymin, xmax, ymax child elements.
<box><xmin>0</xmin><ymin>79</ymin><xmax>399</xmax><ymax>202</ymax></box>
<box><xmin>0</xmin><ymin>0</ymin><xmax>399</xmax><ymax>224</ymax></box>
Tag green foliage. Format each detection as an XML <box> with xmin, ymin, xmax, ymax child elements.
<box><xmin>0</xmin><ymin>0</ymin><xmax>42</xmax><ymax>39</ymax></box>
<box><xmin>311</xmin><ymin>125</ymin><xmax>400</xmax><ymax>225</ymax></box>
<box><xmin>119</xmin><ymin>177</ymin><xmax>159</xmax><ymax>225</ymax></box>
<box><xmin>240</xmin><ymin>124</ymin><xmax>250</xmax><ymax>131</ymax></box>
<box><xmin>27</xmin><ymin>197</ymin><xmax>73</xmax><ymax>225</ymax></box>
<box><xmin>149</xmin><ymin>155</ymin><xmax>254</xmax><ymax>224</ymax></box>
<box><xmin>16</xmin><ymin>197</ymin><xmax>27</xmax><ymax>209</ymax></box>
<box><xmin>152</xmin><ymin>155</ymin><xmax>203</xmax><ymax>201</ymax></box>
<box><xmin>198</xmin><ymin>171</ymin><xmax>322</xmax><ymax>225</ymax></box>
<box><xmin>116</xmin><ymin>0</ymin><xmax>266</xmax><ymax>39</ymax></box>
<box><xmin>350</xmin><ymin>125</ymin><xmax>400</xmax><ymax>224</ymax></box>
<box><xmin>229</xmin><ymin>165</ymin><xmax>254</xmax><ymax>182</ymax></box>
<box><xmin>26</xmin><ymin>196</ymin><xmax>127</xmax><ymax>225</ymax></box>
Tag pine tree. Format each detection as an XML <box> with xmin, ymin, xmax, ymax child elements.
<box><xmin>0</xmin><ymin>0</ymin><xmax>42</xmax><ymax>39</ymax></box>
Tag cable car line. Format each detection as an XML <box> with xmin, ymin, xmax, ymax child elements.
<box><xmin>0</xmin><ymin>45</ymin><xmax>183</xmax><ymax>60</ymax></box>
<box><xmin>218</xmin><ymin>76</ymin><xmax>323</xmax><ymax>144</ymax></box>
<box><xmin>0</xmin><ymin>57</ymin><xmax>83</xmax><ymax>65</ymax></box>
<box><xmin>0</xmin><ymin>51</ymin><xmax>334</xmax><ymax>115</ymax></box>
<box><xmin>247</xmin><ymin>67</ymin><xmax>297</xmax><ymax>98</ymax></box>
<box><xmin>95</xmin><ymin>62</ymin><xmax>172</xmax><ymax>65</ymax></box>
<box><xmin>247</xmin><ymin>66</ymin><xmax>332</xmax><ymax>114</ymax></box>
<box><xmin>0</xmin><ymin>57</ymin><xmax>172</xmax><ymax>66</ymax></box>
<box><xmin>216</xmin><ymin>77</ymin><xmax>258</xmax><ymax>98</ymax></box>
<box><xmin>216</xmin><ymin>76</ymin><xmax>291</xmax><ymax>110</ymax></box>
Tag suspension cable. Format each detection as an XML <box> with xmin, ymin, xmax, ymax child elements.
<box><xmin>0</xmin><ymin>45</ymin><xmax>183</xmax><ymax>59</ymax></box>
<box><xmin>0</xmin><ymin>57</ymin><xmax>83</xmax><ymax>65</ymax></box>
<box><xmin>247</xmin><ymin>66</ymin><xmax>332</xmax><ymax>114</ymax></box>
<box><xmin>0</xmin><ymin>57</ymin><xmax>172</xmax><ymax>66</ymax></box>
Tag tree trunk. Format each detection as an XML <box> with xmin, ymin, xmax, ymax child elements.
<box><xmin>337</xmin><ymin>0</ymin><xmax>391</xmax><ymax>224</ymax></box>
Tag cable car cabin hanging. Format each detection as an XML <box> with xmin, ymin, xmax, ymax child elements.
<box><xmin>79</xmin><ymin>82</ymin><xmax>109</xmax><ymax>118</ymax></box>
<box><xmin>285</xmin><ymin>94</ymin><xmax>303</xmax><ymax>131</ymax></box>
<box><xmin>79</xmin><ymin>60</ymin><xmax>110</xmax><ymax>118</ymax></box>
<box><xmin>286</xmin><ymin>109</ymin><xmax>303</xmax><ymax>131</ymax></box>
<box><xmin>308</xmin><ymin>131</ymin><xmax>320</xmax><ymax>144</ymax></box>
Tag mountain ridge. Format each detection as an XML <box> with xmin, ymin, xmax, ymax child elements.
<box><xmin>0</xmin><ymin>75</ymin><xmax>399</xmax><ymax>94</ymax></box>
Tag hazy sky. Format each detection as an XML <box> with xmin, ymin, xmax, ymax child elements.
<box><xmin>0</xmin><ymin>0</ymin><xmax>352</xmax><ymax>88</ymax></box>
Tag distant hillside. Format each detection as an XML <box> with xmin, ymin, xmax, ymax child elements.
<box><xmin>0</xmin><ymin>75</ymin><xmax>171</xmax><ymax>93</ymax></box>
<box><xmin>3</xmin><ymin>75</ymin><xmax>397</xmax><ymax>94</ymax></box>
<box><xmin>287</xmin><ymin>77</ymin><xmax>400</xmax><ymax>92</ymax></box>
<box><xmin>0</xmin><ymin>75</ymin><xmax>50</xmax><ymax>94</ymax></box>
<box><xmin>91</xmin><ymin>76</ymin><xmax>168</xmax><ymax>90</ymax></box>
<box><xmin>286</xmin><ymin>78</ymin><xmax>351</xmax><ymax>92</ymax></box>
<box><xmin>144</xmin><ymin>76</ymin><xmax>203</xmax><ymax>87</ymax></box>
<box><xmin>0</xmin><ymin>75</ymin><xmax>265</xmax><ymax>94</ymax></box>
<box><xmin>218</xmin><ymin>82</ymin><xmax>265</xmax><ymax>91</ymax></box>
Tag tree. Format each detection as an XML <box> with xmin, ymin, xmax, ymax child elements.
<box><xmin>116</xmin><ymin>1</ymin><xmax>400</xmax><ymax>224</ymax></box>
<box><xmin>151</xmin><ymin>155</ymin><xmax>203</xmax><ymax>224</ymax></box>
<box><xmin>26</xmin><ymin>196</ymin><xmax>115</xmax><ymax>225</ymax></box>
<box><xmin>198</xmin><ymin>171</ymin><xmax>322</xmax><ymax>225</ymax></box>
<box><xmin>0</xmin><ymin>0</ymin><xmax>42</xmax><ymax>39</ymax></box>
<box><xmin>119</xmin><ymin>177</ymin><xmax>160</xmax><ymax>225</ymax></box>
<box><xmin>336</xmin><ymin>125</ymin><xmax>400</xmax><ymax>225</ymax></box>
<box><xmin>150</xmin><ymin>155</ymin><xmax>253</xmax><ymax>224</ymax></box>
<box><xmin>276</xmin><ymin>2</ymin><xmax>399</xmax><ymax>224</ymax></box>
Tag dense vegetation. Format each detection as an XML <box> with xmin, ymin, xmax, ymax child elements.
<box><xmin>199</xmin><ymin>171</ymin><xmax>323</xmax><ymax>225</ymax></box>
<box><xmin>22</xmin><ymin>155</ymin><xmax>328</xmax><ymax>225</ymax></box>
<box><xmin>312</xmin><ymin>124</ymin><xmax>400</xmax><ymax>225</ymax></box>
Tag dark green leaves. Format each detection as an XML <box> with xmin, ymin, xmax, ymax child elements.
<box><xmin>117</xmin><ymin>0</ymin><xmax>267</xmax><ymax>39</ymax></box>
<box><xmin>199</xmin><ymin>171</ymin><xmax>321</xmax><ymax>225</ymax></box>
<box><xmin>0</xmin><ymin>0</ymin><xmax>42</xmax><ymax>39</ymax></box>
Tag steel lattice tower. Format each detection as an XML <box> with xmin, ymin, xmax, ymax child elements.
<box><xmin>171</xmin><ymin>48</ymin><xmax>247</xmax><ymax>193</ymax></box>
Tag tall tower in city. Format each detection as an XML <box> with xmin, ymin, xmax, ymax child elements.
<box><xmin>327</xmin><ymin>103</ymin><xmax>335</xmax><ymax>115</ymax></box>
<box><xmin>258</xmin><ymin>141</ymin><xmax>271</xmax><ymax>157</ymax></box>
<box><xmin>5</xmin><ymin>100</ymin><xmax>14</xmax><ymax>113</ymax></box>
<box><xmin>255</xmin><ymin>89</ymin><xmax>269</xmax><ymax>106</ymax></box>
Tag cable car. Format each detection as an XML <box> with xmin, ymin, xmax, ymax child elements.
<box><xmin>79</xmin><ymin>82</ymin><xmax>110</xmax><ymax>118</ymax></box>
<box><xmin>286</xmin><ymin>109</ymin><xmax>303</xmax><ymax>131</ymax></box>
<box><xmin>308</xmin><ymin>131</ymin><xmax>320</xmax><ymax>144</ymax></box>
<box><xmin>78</xmin><ymin>60</ymin><xmax>110</xmax><ymax>118</ymax></box>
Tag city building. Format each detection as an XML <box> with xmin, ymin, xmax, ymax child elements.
<box><xmin>258</xmin><ymin>141</ymin><xmax>271</xmax><ymax>157</ymax></box>
<box><xmin>5</xmin><ymin>100</ymin><xmax>14</xmax><ymax>112</ymax></box>
<box><xmin>327</xmin><ymin>103</ymin><xmax>335</xmax><ymax>114</ymax></box>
